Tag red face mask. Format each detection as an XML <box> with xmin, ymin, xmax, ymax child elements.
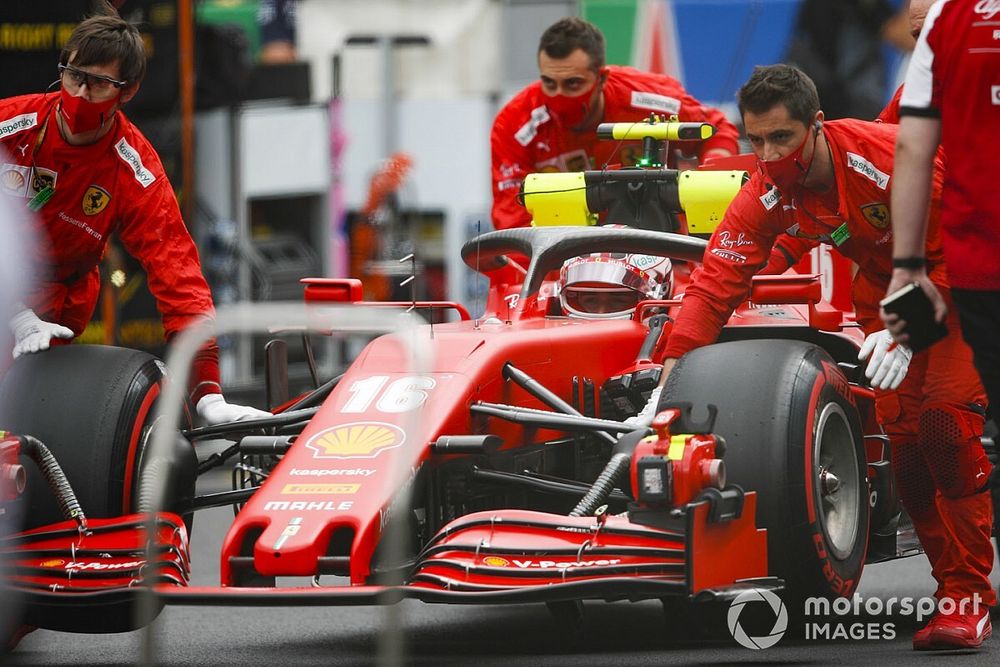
<box><xmin>758</xmin><ymin>123</ymin><xmax>819</xmax><ymax>193</ymax></box>
<box><xmin>59</xmin><ymin>86</ymin><xmax>118</xmax><ymax>135</ymax></box>
<box><xmin>545</xmin><ymin>72</ymin><xmax>605</xmax><ymax>129</ymax></box>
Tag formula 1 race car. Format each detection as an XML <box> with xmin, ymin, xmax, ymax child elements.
<box><xmin>0</xmin><ymin>120</ymin><xmax>928</xmax><ymax>643</ymax></box>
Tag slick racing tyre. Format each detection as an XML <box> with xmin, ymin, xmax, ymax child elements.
<box><xmin>664</xmin><ymin>340</ymin><xmax>869</xmax><ymax>602</ymax></box>
<box><xmin>0</xmin><ymin>345</ymin><xmax>195</xmax><ymax>531</ymax></box>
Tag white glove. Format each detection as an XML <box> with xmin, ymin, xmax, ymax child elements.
<box><xmin>623</xmin><ymin>386</ymin><xmax>662</xmax><ymax>428</ymax></box>
<box><xmin>858</xmin><ymin>329</ymin><xmax>912</xmax><ymax>390</ymax></box>
<box><xmin>9</xmin><ymin>308</ymin><xmax>75</xmax><ymax>359</ymax></box>
<box><xmin>196</xmin><ymin>394</ymin><xmax>272</xmax><ymax>426</ymax></box>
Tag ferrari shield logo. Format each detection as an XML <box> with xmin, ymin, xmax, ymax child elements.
<box><xmin>306</xmin><ymin>422</ymin><xmax>404</xmax><ymax>459</ymax></box>
<box><xmin>861</xmin><ymin>203</ymin><xmax>890</xmax><ymax>229</ymax></box>
<box><xmin>82</xmin><ymin>185</ymin><xmax>111</xmax><ymax>215</ymax></box>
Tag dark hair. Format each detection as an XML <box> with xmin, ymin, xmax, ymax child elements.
<box><xmin>737</xmin><ymin>64</ymin><xmax>820</xmax><ymax>125</ymax></box>
<box><xmin>59</xmin><ymin>2</ymin><xmax>146</xmax><ymax>85</ymax></box>
<box><xmin>538</xmin><ymin>17</ymin><xmax>605</xmax><ymax>71</ymax></box>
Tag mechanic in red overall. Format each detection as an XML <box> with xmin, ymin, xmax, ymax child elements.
<box><xmin>0</xmin><ymin>8</ymin><xmax>269</xmax><ymax>426</ymax></box>
<box><xmin>638</xmin><ymin>64</ymin><xmax>994</xmax><ymax>649</ymax></box>
<box><xmin>491</xmin><ymin>17</ymin><xmax>739</xmax><ymax>230</ymax></box>
<box><xmin>885</xmin><ymin>0</ymin><xmax>1000</xmax><ymax>576</ymax></box>
<box><xmin>885</xmin><ymin>0</ymin><xmax>1000</xmax><ymax>422</ymax></box>
<box><xmin>761</xmin><ymin>0</ymin><xmax>938</xmax><ymax>274</ymax></box>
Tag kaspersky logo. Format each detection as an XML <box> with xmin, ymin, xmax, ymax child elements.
<box><xmin>306</xmin><ymin>422</ymin><xmax>405</xmax><ymax>459</ymax></box>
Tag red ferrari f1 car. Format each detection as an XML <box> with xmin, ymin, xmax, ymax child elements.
<box><xmin>0</xmin><ymin>121</ymin><xmax>938</xmax><ymax>642</ymax></box>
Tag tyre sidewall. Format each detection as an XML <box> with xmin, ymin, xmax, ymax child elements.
<box><xmin>664</xmin><ymin>340</ymin><xmax>868</xmax><ymax>601</ymax></box>
<box><xmin>0</xmin><ymin>345</ymin><xmax>165</xmax><ymax>528</ymax></box>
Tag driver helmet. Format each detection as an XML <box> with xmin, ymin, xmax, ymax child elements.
<box><xmin>558</xmin><ymin>251</ymin><xmax>674</xmax><ymax>319</ymax></box>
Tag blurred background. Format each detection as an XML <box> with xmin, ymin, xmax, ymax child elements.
<box><xmin>0</xmin><ymin>0</ymin><xmax>915</xmax><ymax>389</ymax></box>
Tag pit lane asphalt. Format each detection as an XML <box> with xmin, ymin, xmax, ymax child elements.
<box><xmin>8</xmin><ymin>469</ymin><xmax>1000</xmax><ymax>667</ymax></box>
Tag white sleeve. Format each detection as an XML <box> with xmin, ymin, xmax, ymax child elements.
<box><xmin>899</xmin><ymin>0</ymin><xmax>950</xmax><ymax>112</ymax></box>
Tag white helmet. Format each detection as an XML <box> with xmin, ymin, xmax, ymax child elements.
<box><xmin>558</xmin><ymin>251</ymin><xmax>674</xmax><ymax>319</ymax></box>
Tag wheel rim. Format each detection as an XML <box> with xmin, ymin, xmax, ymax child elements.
<box><xmin>813</xmin><ymin>402</ymin><xmax>861</xmax><ymax>560</ymax></box>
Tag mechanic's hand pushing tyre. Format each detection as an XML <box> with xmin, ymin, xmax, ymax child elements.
<box><xmin>663</xmin><ymin>340</ymin><xmax>869</xmax><ymax>605</ymax></box>
<box><xmin>0</xmin><ymin>345</ymin><xmax>195</xmax><ymax>531</ymax></box>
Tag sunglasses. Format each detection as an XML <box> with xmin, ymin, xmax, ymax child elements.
<box><xmin>58</xmin><ymin>64</ymin><xmax>127</xmax><ymax>93</ymax></box>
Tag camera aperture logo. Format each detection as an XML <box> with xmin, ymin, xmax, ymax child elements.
<box><xmin>727</xmin><ymin>589</ymin><xmax>788</xmax><ymax>650</ymax></box>
<box><xmin>726</xmin><ymin>592</ymin><xmax>986</xmax><ymax>649</ymax></box>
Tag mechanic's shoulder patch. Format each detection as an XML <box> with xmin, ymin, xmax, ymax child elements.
<box><xmin>0</xmin><ymin>112</ymin><xmax>38</xmax><ymax>140</ymax></box>
<box><xmin>515</xmin><ymin>105</ymin><xmax>551</xmax><ymax>147</ymax></box>
<box><xmin>115</xmin><ymin>138</ymin><xmax>156</xmax><ymax>188</ymax></box>
<box><xmin>845</xmin><ymin>151</ymin><xmax>890</xmax><ymax>190</ymax></box>
<box><xmin>630</xmin><ymin>91</ymin><xmax>681</xmax><ymax>115</ymax></box>
<box><xmin>759</xmin><ymin>187</ymin><xmax>781</xmax><ymax>211</ymax></box>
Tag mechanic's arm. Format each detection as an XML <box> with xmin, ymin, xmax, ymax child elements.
<box><xmin>884</xmin><ymin>114</ymin><xmax>946</xmax><ymax>334</ymax></box>
<box><xmin>884</xmin><ymin>17</ymin><xmax>947</xmax><ymax>332</ymax></box>
<box><xmin>760</xmin><ymin>234</ymin><xmax>818</xmax><ymax>275</ymax></box>
<box><xmin>630</xmin><ymin>260</ymin><xmax>757</xmax><ymax>427</ymax></box>
<box><xmin>490</xmin><ymin>113</ymin><xmax>533</xmax><ymax>230</ymax></box>
<box><xmin>116</xmin><ymin>178</ymin><xmax>271</xmax><ymax>425</ymax></box>
<box><xmin>629</xmin><ymin>197</ymin><xmax>779</xmax><ymax>425</ymax></box>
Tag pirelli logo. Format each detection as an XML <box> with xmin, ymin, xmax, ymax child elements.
<box><xmin>0</xmin><ymin>112</ymin><xmax>37</xmax><ymax>139</ymax></box>
<box><xmin>115</xmin><ymin>138</ymin><xmax>155</xmax><ymax>188</ymax></box>
<box><xmin>281</xmin><ymin>483</ymin><xmax>360</xmax><ymax>495</ymax></box>
<box><xmin>710</xmin><ymin>247</ymin><xmax>748</xmax><ymax>264</ymax></box>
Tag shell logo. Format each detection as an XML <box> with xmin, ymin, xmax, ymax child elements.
<box><xmin>1</xmin><ymin>169</ymin><xmax>25</xmax><ymax>190</ymax></box>
<box><xmin>482</xmin><ymin>556</ymin><xmax>510</xmax><ymax>567</ymax></box>
<box><xmin>40</xmin><ymin>559</ymin><xmax>65</xmax><ymax>567</ymax></box>
<box><xmin>306</xmin><ymin>422</ymin><xmax>405</xmax><ymax>459</ymax></box>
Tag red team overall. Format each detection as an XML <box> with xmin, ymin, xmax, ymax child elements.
<box><xmin>490</xmin><ymin>18</ymin><xmax>738</xmax><ymax>230</ymax></box>
<box><xmin>653</xmin><ymin>65</ymin><xmax>994</xmax><ymax>649</ymax></box>
<box><xmin>888</xmin><ymin>0</ymin><xmax>1000</xmax><ymax>414</ymax></box>
<box><xmin>0</xmin><ymin>9</ymin><xmax>268</xmax><ymax>424</ymax></box>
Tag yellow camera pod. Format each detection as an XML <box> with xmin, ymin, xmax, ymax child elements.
<box><xmin>595</xmin><ymin>120</ymin><xmax>715</xmax><ymax>142</ymax></box>
<box><xmin>678</xmin><ymin>170</ymin><xmax>748</xmax><ymax>235</ymax></box>
<box><xmin>522</xmin><ymin>172</ymin><xmax>596</xmax><ymax>227</ymax></box>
